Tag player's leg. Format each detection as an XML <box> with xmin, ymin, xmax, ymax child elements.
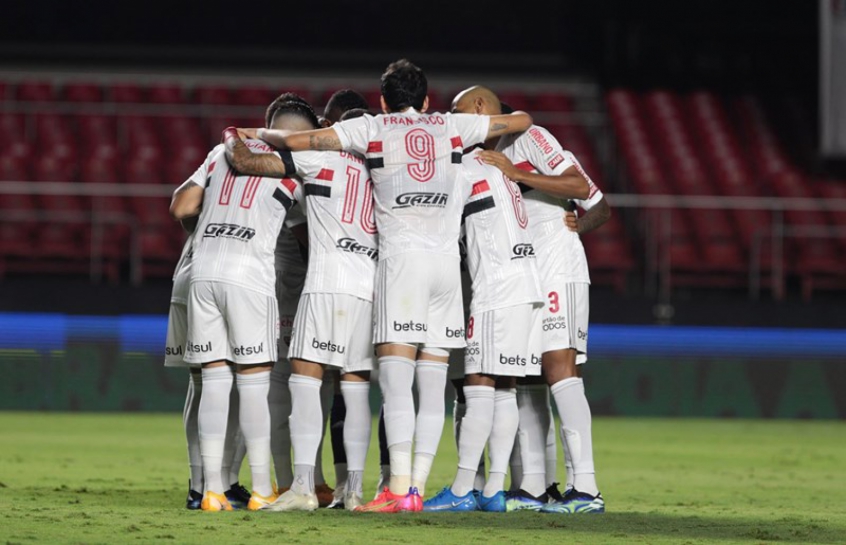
<box><xmin>412</xmin><ymin>255</ymin><xmax>465</xmax><ymax>499</ymax></box>
<box><xmin>183</xmin><ymin>370</ymin><xmax>203</xmax><ymax>509</ymax></box>
<box><xmin>540</xmin><ymin>284</ymin><xmax>603</xmax><ymax>514</ymax></box>
<box><xmin>359</xmin><ymin>256</ymin><xmax>427</xmax><ymax>512</ymax></box>
<box><xmin>545</xmin><ymin>401</ymin><xmax>564</xmax><ymax>501</ymax></box>
<box><xmin>376</xmin><ymin>404</ymin><xmax>390</xmax><ymax>495</ymax></box>
<box><xmin>336</xmin><ymin>296</ymin><xmax>374</xmax><ymax>510</ymax></box>
<box><xmin>268</xmin><ymin>293</ymin><xmax>326</xmax><ymax>511</ymax></box>
<box><xmin>185</xmin><ymin>282</ymin><xmax>235</xmax><ymax>512</ymax></box>
<box><xmin>269</xmin><ymin>359</ymin><xmax>293</xmax><ymax>490</ymax></box>
<box><xmin>508</xmin><ymin>379</ymin><xmax>551</xmax><ymax>510</ymax></box>
<box><xmin>313</xmin><ymin>373</ymin><xmax>335</xmax><ymax>506</ymax></box>
<box><xmin>223</xmin><ymin>384</ymin><xmax>251</xmax><ymax>509</ymax></box>
<box><xmin>225</xmin><ymin>286</ymin><xmax>278</xmax><ymax>510</ymax></box>
<box><xmin>340</xmin><ymin>370</ymin><xmax>370</xmax><ymax>510</ymax></box>
<box><xmin>164</xmin><ymin>299</ymin><xmax>203</xmax><ymax>508</ymax></box>
<box><xmin>327</xmin><ymin>370</ymin><xmax>348</xmax><ymax>509</ymax></box>
<box><xmin>482</xmin><ymin>377</ymin><xmax>519</xmax><ymax>511</ymax></box>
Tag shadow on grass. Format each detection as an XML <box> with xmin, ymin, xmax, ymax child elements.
<box><xmin>320</xmin><ymin>510</ymin><xmax>842</xmax><ymax>544</ymax></box>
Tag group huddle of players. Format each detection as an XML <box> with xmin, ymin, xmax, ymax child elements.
<box><xmin>165</xmin><ymin>59</ymin><xmax>611</xmax><ymax>514</ymax></box>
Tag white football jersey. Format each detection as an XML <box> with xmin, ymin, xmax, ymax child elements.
<box><xmin>461</xmin><ymin>149</ymin><xmax>544</xmax><ymax>313</ymax></box>
<box><xmin>169</xmin><ymin>150</ymin><xmax>217</xmax><ymax>304</ymax></box>
<box><xmin>190</xmin><ymin>142</ymin><xmax>304</xmax><ymax>296</ymax></box>
<box><xmin>333</xmin><ymin>110</ymin><xmax>490</xmax><ymax>259</ymax></box>
<box><xmin>278</xmin><ymin>148</ymin><xmax>377</xmax><ymax>301</ymax></box>
<box><xmin>171</xmin><ymin>233</ymin><xmax>194</xmax><ymax>304</ymax></box>
<box><xmin>496</xmin><ymin>125</ymin><xmax>604</xmax><ymax>283</ymax></box>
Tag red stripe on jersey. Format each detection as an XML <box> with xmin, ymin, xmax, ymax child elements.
<box><xmin>240</xmin><ymin>176</ymin><xmax>260</xmax><ymax>209</ymax></box>
<box><xmin>316</xmin><ymin>168</ymin><xmax>334</xmax><ymax>181</ymax></box>
<box><xmin>514</xmin><ymin>161</ymin><xmax>536</xmax><ymax>172</ymax></box>
<box><xmin>450</xmin><ymin>136</ymin><xmax>463</xmax><ymax>149</ymax></box>
<box><xmin>367</xmin><ymin>141</ymin><xmax>383</xmax><ymax>153</ymax></box>
<box><xmin>281</xmin><ymin>178</ymin><xmax>298</xmax><ymax>195</ymax></box>
<box><xmin>208</xmin><ymin>161</ymin><xmax>216</xmax><ymax>174</ymax></box>
<box><xmin>471</xmin><ymin>180</ymin><xmax>490</xmax><ymax>196</ymax></box>
<box><xmin>219</xmin><ymin>167</ymin><xmax>236</xmax><ymax>205</ymax></box>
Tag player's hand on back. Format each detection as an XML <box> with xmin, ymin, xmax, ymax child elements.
<box><xmin>479</xmin><ymin>150</ymin><xmax>519</xmax><ymax>180</ymax></box>
<box><xmin>237</xmin><ymin>128</ymin><xmax>259</xmax><ymax>140</ymax></box>
<box><xmin>564</xmin><ymin>211</ymin><xmax>579</xmax><ymax>233</ymax></box>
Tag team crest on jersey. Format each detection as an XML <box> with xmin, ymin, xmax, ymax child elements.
<box><xmin>203</xmin><ymin>223</ymin><xmax>256</xmax><ymax>241</ymax></box>
<box><xmin>393</xmin><ymin>192</ymin><xmax>449</xmax><ymax>209</ymax></box>
<box><xmin>336</xmin><ymin>237</ymin><xmax>378</xmax><ymax>260</ymax></box>
<box><xmin>547</xmin><ymin>153</ymin><xmax>564</xmax><ymax>170</ymax></box>
<box><xmin>511</xmin><ymin>243</ymin><xmax>536</xmax><ymax>260</ymax></box>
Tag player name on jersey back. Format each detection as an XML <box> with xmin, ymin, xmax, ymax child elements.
<box><xmin>285</xmin><ymin>148</ymin><xmax>377</xmax><ymax>301</ymax></box>
<box><xmin>191</xmin><ymin>142</ymin><xmax>303</xmax><ymax>296</ymax></box>
<box><xmin>333</xmin><ymin>110</ymin><xmax>491</xmax><ymax>260</ymax></box>
<box><xmin>462</xmin><ymin>150</ymin><xmax>544</xmax><ymax>312</ymax></box>
<box><xmin>497</xmin><ymin>125</ymin><xmax>604</xmax><ymax>284</ymax></box>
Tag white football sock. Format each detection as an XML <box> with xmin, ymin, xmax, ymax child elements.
<box><xmin>550</xmin><ymin>377</ymin><xmax>598</xmax><ymax>496</ymax></box>
<box><xmin>347</xmin><ymin>469</ymin><xmax>364</xmax><ymax>498</ymax></box>
<box><xmin>292</xmin><ymin>464</ymin><xmax>315</xmax><ymax>495</ymax></box>
<box><xmin>515</xmin><ymin>384</ymin><xmax>550</xmax><ymax>497</ymax></box>
<box><xmin>236</xmin><ymin>371</ymin><xmax>273</xmax><ymax>497</ymax></box>
<box><xmin>288</xmin><ymin>374</ymin><xmax>323</xmax><ymax>495</ymax></box>
<box><xmin>412</xmin><ymin>361</ymin><xmax>448</xmax><ymax>496</ymax></box>
<box><xmin>340</xmin><ymin>381</ymin><xmax>371</xmax><ymax>476</ymax></box>
<box><xmin>269</xmin><ymin>364</ymin><xmax>293</xmax><ymax>488</ymax></box>
<box><xmin>184</xmin><ymin>373</ymin><xmax>203</xmax><ymax>492</ymax></box>
<box><xmin>455</xmin><ymin>397</ymin><xmax>486</xmax><ymax>491</ymax></box>
<box><xmin>378</xmin><ymin>355</ymin><xmax>416</xmax><ymax>495</ymax></box>
<box><xmin>545</xmin><ymin>404</ymin><xmax>558</xmax><ymax>488</ymax></box>
<box><xmin>220</xmin><ymin>383</ymin><xmax>238</xmax><ymax>487</ymax></box>
<box><xmin>198</xmin><ymin>365</ymin><xmax>234</xmax><ymax>495</ymax></box>
<box><xmin>451</xmin><ymin>385</ymin><xmax>494</xmax><ymax>496</ymax></box>
<box><xmin>314</xmin><ymin>376</ymin><xmax>332</xmax><ymax>487</ymax></box>
<box><xmin>509</xmin><ymin>435</ymin><xmax>523</xmax><ymax>492</ymax></box>
<box><xmin>562</xmin><ymin>424</ymin><xmax>574</xmax><ymax>490</ymax></box>
<box><xmin>483</xmin><ymin>388</ymin><xmax>518</xmax><ymax>498</ymax></box>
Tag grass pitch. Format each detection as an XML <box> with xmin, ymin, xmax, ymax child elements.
<box><xmin>0</xmin><ymin>413</ymin><xmax>844</xmax><ymax>544</ymax></box>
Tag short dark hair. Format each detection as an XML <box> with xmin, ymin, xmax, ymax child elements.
<box><xmin>380</xmin><ymin>59</ymin><xmax>427</xmax><ymax>112</ymax></box>
<box><xmin>324</xmin><ymin>89</ymin><xmax>369</xmax><ymax>123</ymax></box>
<box><xmin>265</xmin><ymin>92</ymin><xmax>319</xmax><ymax>128</ymax></box>
<box><xmin>500</xmin><ymin>102</ymin><xmax>514</xmax><ymax>114</ymax></box>
<box><xmin>339</xmin><ymin>108</ymin><xmax>369</xmax><ymax>122</ymax></box>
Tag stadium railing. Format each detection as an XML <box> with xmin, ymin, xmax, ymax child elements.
<box><xmin>3</xmin><ymin>182</ymin><xmax>845</xmax><ymax>298</ymax></box>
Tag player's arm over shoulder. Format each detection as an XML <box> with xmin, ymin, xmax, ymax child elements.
<box><xmin>169</xmin><ymin>144</ymin><xmax>219</xmax><ymax>220</ymax></box>
<box><xmin>487</xmin><ymin>110</ymin><xmax>533</xmax><ymax>139</ymax></box>
<box><xmin>257</xmin><ymin>126</ymin><xmax>344</xmax><ymax>152</ymax></box>
<box><xmin>222</xmin><ymin>127</ymin><xmax>287</xmax><ymax>178</ymax></box>
<box><xmin>169</xmin><ymin>178</ymin><xmax>204</xmax><ymax>220</ymax></box>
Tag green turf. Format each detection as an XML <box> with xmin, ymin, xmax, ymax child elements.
<box><xmin>0</xmin><ymin>413</ymin><xmax>844</xmax><ymax>544</ymax></box>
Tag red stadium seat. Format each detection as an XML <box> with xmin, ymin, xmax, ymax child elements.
<box><xmin>195</xmin><ymin>85</ymin><xmax>232</xmax><ymax>105</ymax></box>
<box><xmin>234</xmin><ymin>86</ymin><xmax>274</xmax><ymax>107</ymax></box>
<box><xmin>64</xmin><ymin>83</ymin><xmax>103</xmax><ymax>103</ymax></box>
<box><xmin>148</xmin><ymin>84</ymin><xmax>186</xmax><ymax>104</ymax></box>
<box><xmin>110</xmin><ymin>83</ymin><xmax>145</xmax><ymax>103</ymax></box>
<box><xmin>498</xmin><ymin>91</ymin><xmax>532</xmax><ymax>112</ymax></box>
<box><xmin>16</xmin><ymin>81</ymin><xmax>54</xmax><ymax>102</ymax></box>
<box><xmin>534</xmin><ymin>92</ymin><xmax>573</xmax><ymax>112</ymax></box>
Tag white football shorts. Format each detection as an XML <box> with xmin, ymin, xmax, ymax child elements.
<box><xmin>185</xmin><ymin>281</ymin><xmax>279</xmax><ymax>366</ymax></box>
<box><xmin>373</xmin><ymin>252</ymin><xmax>466</xmax><ymax>348</ymax></box>
<box><xmin>540</xmin><ymin>280</ymin><xmax>589</xmax><ymax>362</ymax></box>
<box><xmin>289</xmin><ymin>293</ymin><xmax>374</xmax><ymax>373</ymax></box>
<box><xmin>464</xmin><ymin>303</ymin><xmax>543</xmax><ymax>377</ymax></box>
<box><xmin>164</xmin><ymin>302</ymin><xmax>191</xmax><ymax>368</ymax></box>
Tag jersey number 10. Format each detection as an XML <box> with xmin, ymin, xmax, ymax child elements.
<box><xmin>341</xmin><ymin>165</ymin><xmax>377</xmax><ymax>234</ymax></box>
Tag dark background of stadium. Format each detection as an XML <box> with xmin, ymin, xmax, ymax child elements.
<box><xmin>1</xmin><ymin>0</ymin><xmax>817</xmax><ymax>91</ymax></box>
<box><xmin>1</xmin><ymin>0</ymin><xmax>836</xmax><ymax>325</ymax></box>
